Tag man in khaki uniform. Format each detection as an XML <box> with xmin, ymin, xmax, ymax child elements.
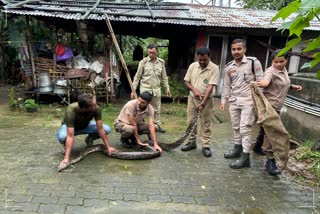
<box><xmin>115</xmin><ymin>91</ymin><xmax>162</xmax><ymax>152</ymax></box>
<box><xmin>131</xmin><ymin>44</ymin><xmax>171</xmax><ymax>133</ymax></box>
<box><xmin>181</xmin><ymin>47</ymin><xmax>220</xmax><ymax>157</ymax></box>
<box><xmin>220</xmin><ymin>38</ymin><xmax>263</xmax><ymax>169</ymax></box>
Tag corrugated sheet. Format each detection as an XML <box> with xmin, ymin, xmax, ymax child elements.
<box><xmin>2</xmin><ymin>1</ymin><xmax>320</xmax><ymax>30</ymax></box>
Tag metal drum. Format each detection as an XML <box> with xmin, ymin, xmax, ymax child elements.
<box><xmin>39</xmin><ymin>72</ymin><xmax>53</xmax><ymax>92</ymax></box>
<box><xmin>54</xmin><ymin>79</ymin><xmax>67</xmax><ymax>95</ymax></box>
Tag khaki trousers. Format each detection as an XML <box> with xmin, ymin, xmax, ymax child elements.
<box><xmin>150</xmin><ymin>94</ymin><xmax>161</xmax><ymax>124</ymax></box>
<box><xmin>114</xmin><ymin>121</ymin><xmax>158</xmax><ymax>138</ymax></box>
<box><xmin>187</xmin><ymin>95</ymin><xmax>214</xmax><ymax>147</ymax></box>
<box><xmin>229</xmin><ymin>102</ymin><xmax>256</xmax><ymax>153</ymax></box>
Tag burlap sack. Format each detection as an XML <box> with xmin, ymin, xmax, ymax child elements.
<box><xmin>251</xmin><ymin>85</ymin><xmax>289</xmax><ymax>167</ymax></box>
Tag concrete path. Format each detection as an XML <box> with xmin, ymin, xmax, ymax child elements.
<box><xmin>0</xmin><ymin>85</ymin><xmax>319</xmax><ymax>214</ymax></box>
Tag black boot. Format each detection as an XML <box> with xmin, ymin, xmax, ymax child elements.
<box><xmin>85</xmin><ymin>133</ymin><xmax>100</xmax><ymax>146</ymax></box>
<box><xmin>129</xmin><ymin>135</ymin><xmax>137</xmax><ymax>145</ymax></box>
<box><xmin>155</xmin><ymin>123</ymin><xmax>166</xmax><ymax>133</ymax></box>
<box><xmin>202</xmin><ymin>147</ymin><xmax>212</xmax><ymax>157</ymax></box>
<box><xmin>229</xmin><ymin>153</ymin><xmax>250</xmax><ymax>169</ymax></box>
<box><xmin>253</xmin><ymin>127</ymin><xmax>266</xmax><ymax>156</ymax></box>
<box><xmin>265</xmin><ymin>158</ymin><xmax>281</xmax><ymax>176</ymax></box>
<box><xmin>181</xmin><ymin>141</ymin><xmax>197</xmax><ymax>151</ymax></box>
<box><xmin>224</xmin><ymin>144</ymin><xmax>242</xmax><ymax>159</ymax></box>
<box><xmin>120</xmin><ymin>137</ymin><xmax>133</xmax><ymax>148</ymax></box>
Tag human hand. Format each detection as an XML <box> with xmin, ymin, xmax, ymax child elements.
<box><xmin>197</xmin><ymin>102</ymin><xmax>205</xmax><ymax>111</ymax></box>
<box><xmin>108</xmin><ymin>146</ymin><xmax>118</xmax><ymax>154</ymax></box>
<box><xmin>130</xmin><ymin>92</ymin><xmax>135</xmax><ymax>99</ymax></box>
<box><xmin>137</xmin><ymin>140</ymin><xmax>149</xmax><ymax>147</ymax></box>
<box><xmin>166</xmin><ymin>89</ymin><xmax>172</xmax><ymax>97</ymax></box>
<box><xmin>154</xmin><ymin>144</ymin><xmax>162</xmax><ymax>152</ymax></box>
<box><xmin>219</xmin><ymin>103</ymin><xmax>225</xmax><ymax>111</ymax></box>
<box><xmin>292</xmin><ymin>85</ymin><xmax>302</xmax><ymax>91</ymax></box>
<box><xmin>193</xmin><ymin>89</ymin><xmax>204</xmax><ymax>100</ymax></box>
<box><xmin>250</xmin><ymin>81</ymin><xmax>259</xmax><ymax>87</ymax></box>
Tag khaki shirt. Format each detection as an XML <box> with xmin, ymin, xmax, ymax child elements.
<box><xmin>184</xmin><ymin>61</ymin><xmax>220</xmax><ymax>98</ymax></box>
<box><xmin>132</xmin><ymin>56</ymin><xmax>169</xmax><ymax>97</ymax></box>
<box><xmin>221</xmin><ymin>56</ymin><xmax>263</xmax><ymax>105</ymax></box>
<box><xmin>116</xmin><ymin>99</ymin><xmax>154</xmax><ymax>125</ymax></box>
<box><xmin>263</xmin><ymin>66</ymin><xmax>290</xmax><ymax>111</ymax></box>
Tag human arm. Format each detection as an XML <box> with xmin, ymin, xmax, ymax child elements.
<box><xmin>161</xmin><ymin>62</ymin><xmax>171</xmax><ymax>97</ymax></box>
<box><xmin>61</xmin><ymin>127</ymin><xmax>75</xmax><ymax>164</ymax></box>
<box><xmin>149</xmin><ymin>116</ymin><xmax>162</xmax><ymax>152</ymax></box>
<box><xmin>96</xmin><ymin>120</ymin><xmax>117</xmax><ymax>154</ymax></box>
<box><xmin>220</xmin><ymin>69</ymin><xmax>231</xmax><ymax>111</ymax></box>
<box><xmin>128</xmin><ymin>114</ymin><xmax>148</xmax><ymax>147</ymax></box>
<box><xmin>198</xmin><ymin>84</ymin><xmax>213</xmax><ymax>110</ymax></box>
<box><xmin>290</xmin><ymin>84</ymin><xmax>302</xmax><ymax>91</ymax></box>
<box><xmin>251</xmin><ymin>79</ymin><xmax>271</xmax><ymax>88</ymax></box>
<box><xmin>185</xmin><ymin>81</ymin><xmax>204</xmax><ymax>100</ymax></box>
<box><xmin>253</xmin><ymin>59</ymin><xmax>264</xmax><ymax>81</ymax></box>
<box><xmin>131</xmin><ymin>60</ymin><xmax>144</xmax><ymax>99</ymax></box>
<box><xmin>251</xmin><ymin>68</ymin><xmax>272</xmax><ymax>88</ymax></box>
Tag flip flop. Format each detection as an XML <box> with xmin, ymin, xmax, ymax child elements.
<box><xmin>57</xmin><ymin>161</ymin><xmax>69</xmax><ymax>172</ymax></box>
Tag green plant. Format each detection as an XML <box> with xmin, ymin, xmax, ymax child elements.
<box><xmin>161</xmin><ymin>78</ymin><xmax>189</xmax><ymax>99</ymax></box>
<box><xmin>9</xmin><ymin>87</ymin><xmax>18</xmax><ymax>107</ymax></box>
<box><xmin>24</xmin><ymin>99</ymin><xmax>38</xmax><ymax>111</ymax></box>
<box><xmin>295</xmin><ymin>141</ymin><xmax>320</xmax><ymax>178</ymax></box>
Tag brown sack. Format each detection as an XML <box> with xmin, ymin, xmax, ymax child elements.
<box><xmin>251</xmin><ymin>85</ymin><xmax>289</xmax><ymax>168</ymax></box>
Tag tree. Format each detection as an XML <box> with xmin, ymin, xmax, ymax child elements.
<box><xmin>272</xmin><ymin>0</ymin><xmax>320</xmax><ymax>78</ymax></box>
<box><xmin>236</xmin><ymin>0</ymin><xmax>294</xmax><ymax>10</ymax></box>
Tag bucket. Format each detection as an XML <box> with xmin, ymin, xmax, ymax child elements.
<box><xmin>39</xmin><ymin>72</ymin><xmax>53</xmax><ymax>92</ymax></box>
<box><xmin>54</xmin><ymin>80</ymin><xmax>67</xmax><ymax>95</ymax></box>
<box><xmin>39</xmin><ymin>72</ymin><xmax>52</xmax><ymax>87</ymax></box>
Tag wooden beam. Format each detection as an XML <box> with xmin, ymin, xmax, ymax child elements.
<box><xmin>81</xmin><ymin>0</ymin><xmax>102</xmax><ymax>20</ymax></box>
<box><xmin>105</xmin><ymin>14</ymin><xmax>137</xmax><ymax>99</ymax></box>
<box><xmin>146</xmin><ymin>1</ymin><xmax>156</xmax><ymax>19</ymax></box>
<box><xmin>25</xmin><ymin>16</ymin><xmax>37</xmax><ymax>87</ymax></box>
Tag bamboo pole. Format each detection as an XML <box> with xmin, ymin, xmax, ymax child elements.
<box><xmin>25</xmin><ymin>16</ymin><xmax>37</xmax><ymax>87</ymax></box>
<box><xmin>105</xmin><ymin>15</ymin><xmax>137</xmax><ymax>98</ymax></box>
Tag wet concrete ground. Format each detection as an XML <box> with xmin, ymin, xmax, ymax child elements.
<box><xmin>0</xmin><ymin>84</ymin><xmax>319</xmax><ymax>214</ymax></box>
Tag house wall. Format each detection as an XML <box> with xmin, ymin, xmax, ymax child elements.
<box><xmin>203</xmin><ymin>29</ymin><xmax>289</xmax><ymax>94</ymax></box>
<box><xmin>289</xmin><ymin>77</ymin><xmax>320</xmax><ymax>105</ymax></box>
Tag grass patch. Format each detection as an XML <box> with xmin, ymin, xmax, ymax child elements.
<box><xmin>295</xmin><ymin>141</ymin><xmax>320</xmax><ymax>178</ymax></box>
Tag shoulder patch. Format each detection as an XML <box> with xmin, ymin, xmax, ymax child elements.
<box><xmin>142</xmin><ymin>57</ymin><xmax>149</xmax><ymax>63</ymax></box>
<box><xmin>158</xmin><ymin>58</ymin><xmax>165</xmax><ymax>63</ymax></box>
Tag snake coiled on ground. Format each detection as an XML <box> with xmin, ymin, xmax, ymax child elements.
<box><xmin>58</xmin><ymin>111</ymin><xmax>200</xmax><ymax>172</ymax></box>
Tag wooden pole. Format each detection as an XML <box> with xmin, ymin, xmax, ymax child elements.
<box><xmin>109</xmin><ymin>45</ymin><xmax>115</xmax><ymax>102</ymax></box>
<box><xmin>104</xmin><ymin>14</ymin><xmax>137</xmax><ymax>99</ymax></box>
<box><xmin>105</xmin><ymin>61</ymin><xmax>109</xmax><ymax>104</ymax></box>
<box><xmin>25</xmin><ymin>16</ymin><xmax>36</xmax><ymax>87</ymax></box>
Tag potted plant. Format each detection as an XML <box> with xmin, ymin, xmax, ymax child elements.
<box><xmin>24</xmin><ymin>99</ymin><xmax>38</xmax><ymax>113</ymax></box>
<box><xmin>8</xmin><ymin>87</ymin><xmax>19</xmax><ymax>111</ymax></box>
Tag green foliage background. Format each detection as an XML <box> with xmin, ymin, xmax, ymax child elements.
<box><xmin>272</xmin><ymin>0</ymin><xmax>320</xmax><ymax>79</ymax></box>
<box><xmin>236</xmin><ymin>0</ymin><xmax>294</xmax><ymax>10</ymax></box>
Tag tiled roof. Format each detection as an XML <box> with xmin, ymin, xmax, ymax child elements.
<box><xmin>2</xmin><ymin>0</ymin><xmax>320</xmax><ymax>31</ymax></box>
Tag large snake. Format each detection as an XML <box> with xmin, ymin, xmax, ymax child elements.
<box><xmin>58</xmin><ymin>111</ymin><xmax>200</xmax><ymax>172</ymax></box>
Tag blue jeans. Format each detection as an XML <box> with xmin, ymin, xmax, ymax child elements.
<box><xmin>57</xmin><ymin>121</ymin><xmax>111</xmax><ymax>144</ymax></box>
